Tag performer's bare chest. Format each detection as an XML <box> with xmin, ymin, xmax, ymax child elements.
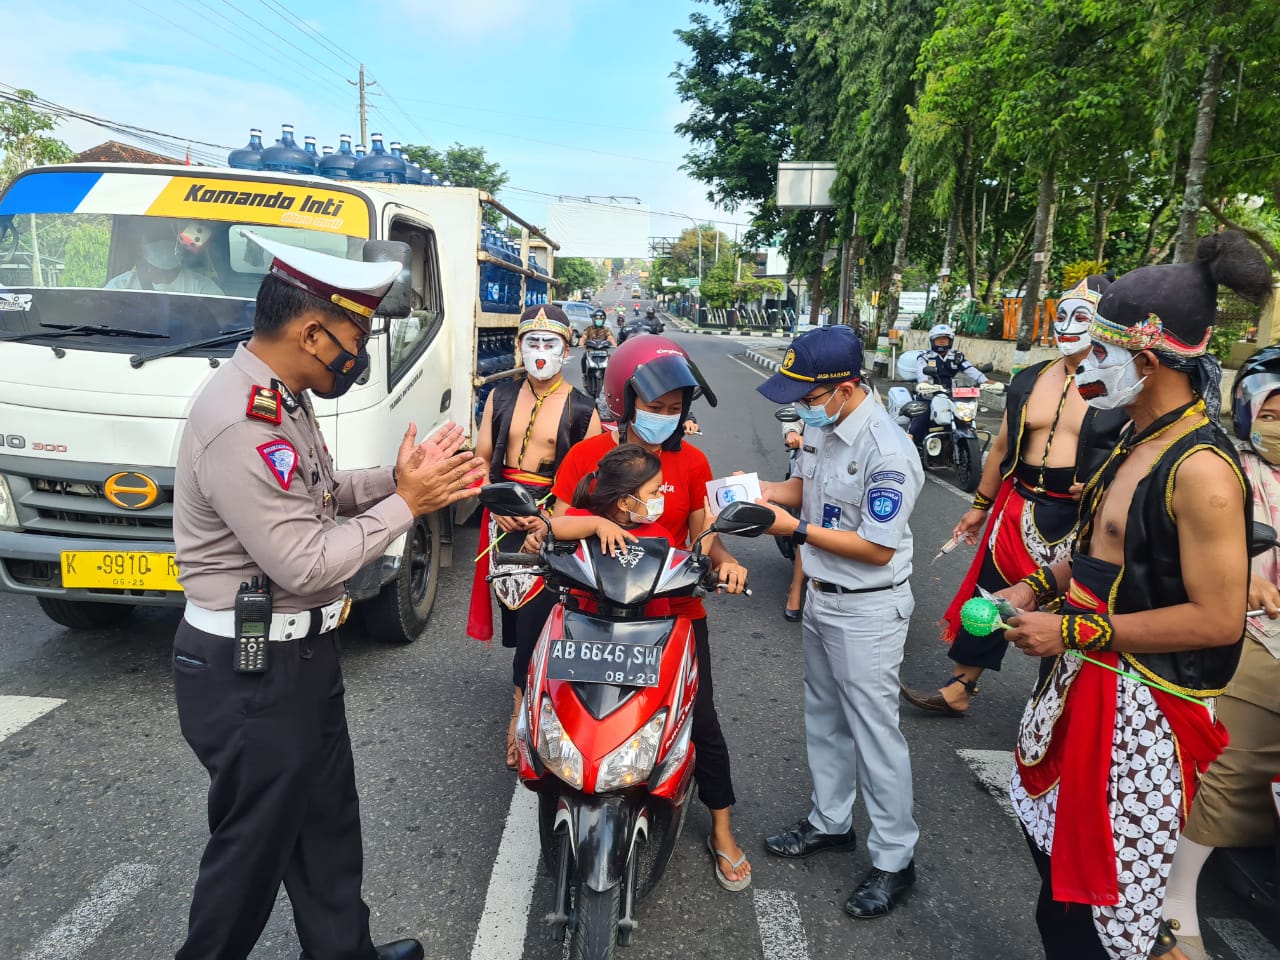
<box><xmin>1087</xmin><ymin>442</ymin><xmax>1164</xmax><ymax>565</ymax></box>
<box><xmin>505</xmin><ymin>384</ymin><xmax>569</xmax><ymax>473</ymax></box>
<box><xmin>1021</xmin><ymin>364</ymin><xmax>1087</xmax><ymax>469</ymax></box>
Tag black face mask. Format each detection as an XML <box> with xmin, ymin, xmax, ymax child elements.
<box><xmin>313</xmin><ymin>325</ymin><xmax>369</xmax><ymax>400</ymax></box>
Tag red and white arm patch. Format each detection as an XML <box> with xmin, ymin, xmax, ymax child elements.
<box><xmin>257</xmin><ymin>439</ymin><xmax>299</xmax><ymax>490</ymax></box>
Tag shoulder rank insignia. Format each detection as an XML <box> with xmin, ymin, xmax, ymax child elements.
<box><xmin>246</xmin><ymin>385</ymin><xmax>283</xmax><ymax>424</ymax></box>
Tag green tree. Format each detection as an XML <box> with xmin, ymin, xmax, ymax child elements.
<box><xmin>699</xmin><ymin>254</ymin><xmax>739</xmax><ymax>307</ymax></box>
<box><xmin>401</xmin><ymin>141</ymin><xmax>509</xmax><ymax>226</ymax></box>
<box><xmin>553</xmin><ymin>257</ymin><xmax>597</xmax><ymax>297</ymax></box>
<box><xmin>0</xmin><ymin>89</ymin><xmax>73</xmax><ymax>190</ymax></box>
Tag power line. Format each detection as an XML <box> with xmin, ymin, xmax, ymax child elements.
<box><xmin>210</xmin><ymin>0</ymin><xmax>350</xmax><ymax>84</ymax></box>
<box><xmin>385</xmin><ymin>93</ymin><xmax>669</xmax><ymax>137</ymax></box>
<box><xmin>253</xmin><ymin>0</ymin><xmax>361</xmax><ymax>70</ymax></box>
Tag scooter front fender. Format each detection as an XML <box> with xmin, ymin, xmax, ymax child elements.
<box><xmin>567</xmin><ymin>793</ymin><xmax>641</xmax><ymax>893</ymax></box>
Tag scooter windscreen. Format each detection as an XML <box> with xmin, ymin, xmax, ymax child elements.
<box><xmin>544</xmin><ymin>537</ymin><xmax>706</xmax><ymax>608</ymax></box>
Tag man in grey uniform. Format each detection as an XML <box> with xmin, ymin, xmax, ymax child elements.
<box><xmin>753</xmin><ymin>325</ymin><xmax>923</xmax><ymax>919</ymax></box>
<box><xmin>172</xmin><ymin>231</ymin><xmax>486</xmax><ymax>960</ymax></box>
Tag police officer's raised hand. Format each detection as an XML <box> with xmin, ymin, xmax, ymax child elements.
<box><xmin>396</xmin><ymin>449</ymin><xmax>487</xmax><ymax>516</ymax></box>
<box><xmin>396</xmin><ymin>421</ymin><xmax>466</xmax><ymax>476</ymax></box>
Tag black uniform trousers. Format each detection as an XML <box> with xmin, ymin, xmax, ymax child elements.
<box><xmin>173</xmin><ymin>620</ymin><xmax>377</xmax><ymax>960</ymax></box>
<box><xmin>690</xmin><ymin>617</ymin><xmax>735</xmax><ymax>810</ymax></box>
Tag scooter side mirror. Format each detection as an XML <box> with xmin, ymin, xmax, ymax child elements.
<box><xmin>711</xmin><ymin>501</ymin><xmax>774</xmax><ymax>538</ymax></box>
<box><xmin>775</xmin><ymin>407</ymin><xmax>800</xmax><ymax>423</ymax></box>
<box><xmin>478</xmin><ymin>482</ymin><xmax>541</xmax><ymax>519</ymax></box>
<box><xmin>1249</xmin><ymin>520</ymin><xmax>1278</xmax><ymax>558</ymax></box>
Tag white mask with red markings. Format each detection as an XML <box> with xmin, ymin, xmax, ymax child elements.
<box><xmin>1054</xmin><ymin>298</ymin><xmax>1095</xmax><ymax>357</ymax></box>
<box><xmin>521</xmin><ymin>333</ymin><xmax>566</xmax><ymax>381</ymax></box>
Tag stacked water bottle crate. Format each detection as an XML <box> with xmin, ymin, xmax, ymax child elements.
<box><xmin>479</xmin><ymin>226</ymin><xmax>525</xmax><ymax>313</ymax></box>
<box><xmin>473</xmin><ymin>330</ymin><xmax>518</xmax><ymax>428</ymax></box>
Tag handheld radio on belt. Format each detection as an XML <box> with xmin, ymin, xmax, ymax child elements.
<box><xmin>234</xmin><ymin>576</ymin><xmax>272</xmax><ymax>673</ymax></box>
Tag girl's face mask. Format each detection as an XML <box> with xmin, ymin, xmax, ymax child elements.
<box><xmin>627</xmin><ymin>494</ymin><xmax>664</xmax><ymax>524</ymax></box>
<box><xmin>1076</xmin><ymin>342</ymin><xmax>1147</xmax><ymax>410</ymax></box>
<box><xmin>1250</xmin><ymin>421</ymin><xmax>1280</xmax><ymax>465</ymax></box>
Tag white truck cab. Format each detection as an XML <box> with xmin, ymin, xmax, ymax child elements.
<box><xmin>0</xmin><ymin>163</ymin><xmax>556</xmax><ymax>641</ymax></box>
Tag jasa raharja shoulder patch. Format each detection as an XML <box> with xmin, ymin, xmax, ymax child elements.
<box><xmin>245</xmin><ymin>385</ymin><xmax>283</xmax><ymax>425</ymax></box>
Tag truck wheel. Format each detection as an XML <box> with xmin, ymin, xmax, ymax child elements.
<box><xmin>37</xmin><ymin>597</ymin><xmax>135</xmax><ymax>630</ymax></box>
<box><xmin>360</xmin><ymin>512</ymin><xmax>442</xmax><ymax>643</ymax></box>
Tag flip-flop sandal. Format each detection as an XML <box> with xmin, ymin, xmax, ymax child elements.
<box><xmin>707</xmin><ymin>836</ymin><xmax>752</xmax><ymax>892</ymax></box>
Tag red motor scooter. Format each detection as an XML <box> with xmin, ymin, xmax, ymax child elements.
<box><xmin>480</xmin><ymin>483</ymin><xmax>770</xmax><ymax>959</ymax></box>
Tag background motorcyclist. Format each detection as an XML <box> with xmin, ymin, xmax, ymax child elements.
<box><xmin>580</xmin><ymin>309</ymin><xmax>616</xmax><ymax>376</ymax></box>
<box><xmin>907</xmin><ymin>323</ymin><xmax>989</xmax><ymax>445</ymax></box>
<box><xmin>644</xmin><ymin>305</ymin><xmax>664</xmax><ymax>334</ymax></box>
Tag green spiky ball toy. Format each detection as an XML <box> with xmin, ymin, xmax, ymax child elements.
<box><xmin>960</xmin><ymin>597</ymin><xmax>1010</xmax><ymax>636</ymax></box>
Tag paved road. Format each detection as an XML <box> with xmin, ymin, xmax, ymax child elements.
<box><xmin>1</xmin><ymin>328</ymin><xmax>1277</xmax><ymax>960</ymax></box>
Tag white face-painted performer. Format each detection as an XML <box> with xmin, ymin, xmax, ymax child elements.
<box><xmin>1053</xmin><ymin>274</ymin><xmax>1111</xmax><ymax>357</ymax></box>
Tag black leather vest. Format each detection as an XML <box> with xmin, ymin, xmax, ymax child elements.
<box><xmin>1080</xmin><ymin>415</ymin><xmax>1247</xmax><ymax>696</ymax></box>
<box><xmin>999</xmin><ymin>359</ymin><xmax>1127</xmax><ymax>486</ymax></box>
<box><xmin>487</xmin><ymin>376</ymin><xmax>596</xmax><ymax>494</ymax></box>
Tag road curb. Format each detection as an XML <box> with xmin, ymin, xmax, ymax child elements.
<box><xmin>695</xmin><ymin>328</ymin><xmax>792</xmax><ymax>338</ymax></box>
<box><xmin>745</xmin><ymin>348</ymin><xmax>783</xmax><ymax>373</ymax></box>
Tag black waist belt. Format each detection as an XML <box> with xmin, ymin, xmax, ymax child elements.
<box><xmin>810</xmin><ymin>578</ymin><xmax>907</xmax><ymax>595</ymax></box>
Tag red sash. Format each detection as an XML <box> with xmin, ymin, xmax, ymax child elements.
<box><xmin>1016</xmin><ymin>580</ymin><xmax>1229</xmax><ymax>906</ymax></box>
<box><xmin>466</xmin><ymin>469</ymin><xmax>551</xmax><ymax>643</ymax></box>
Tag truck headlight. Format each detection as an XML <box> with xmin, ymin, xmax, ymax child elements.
<box><xmin>536</xmin><ymin>696</ymin><xmax>584</xmax><ymax>789</ymax></box>
<box><xmin>595</xmin><ymin>710</ymin><xmax>667</xmax><ymax>792</ymax></box>
<box><xmin>0</xmin><ymin>474</ymin><xmax>17</xmax><ymax>529</ymax></box>
<box><xmin>954</xmin><ymin>401</ymin><xmax>978</xmax><ymax>421</ymax></box>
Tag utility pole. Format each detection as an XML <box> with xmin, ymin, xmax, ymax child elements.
<box><xmin>348</xmin><ymin>64</ymin><xmax>376</xmax><ymax>147</ymax></box>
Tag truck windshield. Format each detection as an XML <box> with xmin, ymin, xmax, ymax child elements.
<box><xmin>0</xmin><ymin>213</ymin><xmax>366</xmax><ymax>354</ymax></box>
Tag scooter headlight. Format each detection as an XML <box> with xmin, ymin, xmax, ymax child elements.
<box><xmin>595</xmin><ymin>710</ymin><xmax>667</xmax><ymax>792</ymax></box>
<box><xmin>652</xmin><ymin>710</ymin><xmax>693</xmax><ymax>789</ymax></box>
<box><xmin>953</xmin><ymin>401</ymin><xmax>978</xmax><ymax>421</ymax></box>
<box><xmin>536</xmin><ymin>696</ymin><xmax>584</xmax><ymax>789</ymax></box>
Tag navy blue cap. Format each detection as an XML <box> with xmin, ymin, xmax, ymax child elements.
<box><xmin>757</xmin><ymin>325</ymin><xmax>863</xmax><ymax>404</ymax></box>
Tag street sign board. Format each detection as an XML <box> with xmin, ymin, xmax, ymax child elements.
<box><xmin>679</xmin><ymin>277</ymin><xmax>700</xmax><ymax>287</ymax></box>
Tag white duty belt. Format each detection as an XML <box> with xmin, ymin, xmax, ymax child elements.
<box><xmin>182</xmin><ymin>596</ymin><xmax>351</xmax><ymax>642</ymax></box>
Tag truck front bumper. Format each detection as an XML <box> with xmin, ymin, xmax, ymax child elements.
<box><xmin>0</xmin><ymin>530</ymin><xmax>184</xmax><ymax>606</ymax></box>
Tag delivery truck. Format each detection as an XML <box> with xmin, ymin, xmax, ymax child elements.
<box><xmin>0</xmin><ymin>162</ymin><xmax>558</xmax><ymax>642</ymax></box>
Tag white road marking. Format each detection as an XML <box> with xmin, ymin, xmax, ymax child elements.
<box><xmin>728</xmin><ymin>354</ymin><xmax>770</xmax><ymax>380</ymax></box>
<box><xmin>0</xmin><ymin>695</ymin><xmax>65</xmax><ymax>744</ymax></box>
<box><xmin>753</xmin><ymin>888</ymin><xmax>811</xmax><ymax>960</ymax></box>
<box><xmin>20</xmin><ymin>862</ymin><xmax>158</xmax><ymax>960</ymax></box>
<box><xmin>925</xmin><ymin>473</ymin><xmax>971</xmax><ymax>501</ymax></box>
<box><xmin>469</xmin><ymin>783</ymin><xmax>541</xmax><ymax>960</ymax></box>
<box><xmin>956</xmin><ymin>748</ymin><xmax>1017</xmax><ymax>823</ymax></box>
<box><xmin>1210</xmin><ymin>918</ymin><xmax>1280</xmax><ymax>960</ymax></box>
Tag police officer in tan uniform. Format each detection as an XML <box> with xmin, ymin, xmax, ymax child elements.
<box><xmin>172</xmin><ymin>231</ymin><xmax>486</xmax><ymax>960</ymax></box>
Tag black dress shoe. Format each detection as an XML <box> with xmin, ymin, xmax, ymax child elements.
<box><xmin>844</xmin><ymin>861</ymin><xmax>916</xmax><ymax>918</ymax></box>
<box><xmin>764</xmin><ymin>819</ymin><xmax>856</xmax><ymax>859</ymax></box>
<box><xmin>376</xmin><ymin>939</ymin><xmax>424</xmax><ymax>960</ymax></box>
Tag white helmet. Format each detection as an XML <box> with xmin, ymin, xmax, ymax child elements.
<box><xmin>929</xmin><ymin>323</ymin><xmax>955</xmax><ymax>352</ymax></box>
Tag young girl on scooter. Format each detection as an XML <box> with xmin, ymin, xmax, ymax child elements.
<box><xmin>550</xmin><ymin>443</ymin><xmax>674</xmax><ymax>617</ymax></box>
<box><xmin>1162</xmin><ymin>348</ymin><xmax>1280</xmax><ymax>960</ymax></box>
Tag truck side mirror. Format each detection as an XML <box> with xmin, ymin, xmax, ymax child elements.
<box><xmin>363</xmin><ymin>239</ymin><xmax>413</xmax><ymax>319</ymax></box>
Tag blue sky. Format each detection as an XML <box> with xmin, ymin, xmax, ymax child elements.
<box><xmin>4</xmin><ymin>0</ymin><xmax>754</xmax><ymax>242</ymax></box>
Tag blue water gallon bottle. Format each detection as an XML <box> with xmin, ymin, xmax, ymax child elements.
<box><xmin>355</xmin><ymin>143</ymin><xmax>368</xmax><ymax>158</ymax></box>
<box><xmin>318</xmin><ymin>134</ymin><xmax>358</xmax><ymax>180</ymax></box>
<box><xmin>227</xmin><ymin>128</ymin><xmax>264</xmax><ymax>169</ymax></box>
<box><xmin>354</xmin><ymin>133</ymin><xmax>407</xmax><ymax>184</ymax></box>
<box><xmin>404</xmin><ymin>161</ymin><xmax>423</xmax><ymax>185</ymax></box>
<box><xmin>389</xmin><ymin>141</ymin><xmax>404</xmax><ymax>158</ymax></box>
<box><xmin>261</xmin><ymin>124</ymin><xmax>313</xmax><ymax>174</ymax></box>
<box><xmin>321</xmin><ymin>145</ymin><xmax>334</xmax><ymax>156</ymax></box>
